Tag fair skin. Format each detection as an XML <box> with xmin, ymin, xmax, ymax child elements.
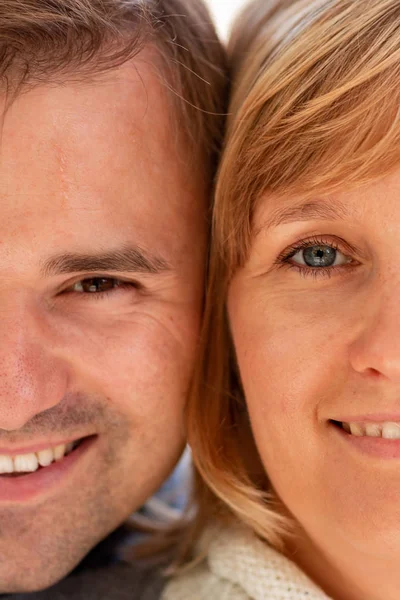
<box><xmin>0</xmin><ymin>49</ymin><xmax>206</xmax><ymax>593</ymax></box>
<box><xmin>228</xmin><ymin>168</ymin><xmax>400</xmax><ymax>600</ymax></box>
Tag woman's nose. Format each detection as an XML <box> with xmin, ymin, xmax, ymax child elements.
<box><xmin>349</xmin><ymin>286</ymin><xmax>400</xmax><ymax>384</ymax></box>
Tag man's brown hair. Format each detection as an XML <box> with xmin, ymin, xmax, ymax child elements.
<box><xmin>0</xmin><ymin>0</ymin><xmax>228</xmax><ymax>180</ymax></box>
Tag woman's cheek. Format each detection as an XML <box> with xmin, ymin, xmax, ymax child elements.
<box><xmin>230</xmin><ymin>286</ymin><xmax>360</xmax><ymax>447</ymax></box>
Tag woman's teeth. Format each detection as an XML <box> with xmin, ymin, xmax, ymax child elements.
<box><xmin>0</xmin><ymin>441</ymin><xmax>79</xmax><ymax>475</ymax></box>
<box><xmin>342</xmin><ymin>422</ymin><xmax>400</xmax><ymax>439</ymax></box>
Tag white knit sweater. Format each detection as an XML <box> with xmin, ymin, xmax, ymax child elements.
<box><xmin>163</xmin><ymin>526</ymin><xmax>331</xmax><ymax>600</ymax></box>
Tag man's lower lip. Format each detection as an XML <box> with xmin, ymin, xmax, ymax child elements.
<box><xmin>331</xmin><ymin>422</ymin><xmax>400</xmax><ymax>459</ymax></box>
<box><xmin>0</xmin><ymin>436</ymin><xmax>96</xmax><ymax>502</ymax></box>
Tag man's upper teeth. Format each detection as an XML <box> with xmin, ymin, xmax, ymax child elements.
<box><xmin>0</xmin><ymin>442</ymin><xmax>75</xmax><ymax>474</ymax></box>
<box><xmin>343</xmin><ymin>422</ymin><xmax>400</xmax><ymax>439</ymax></box>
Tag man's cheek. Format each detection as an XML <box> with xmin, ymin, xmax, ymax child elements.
<box><xmin>85</xmin><ymin>328</ymin><xmax>188</xmax><ymax>409</ymax></box>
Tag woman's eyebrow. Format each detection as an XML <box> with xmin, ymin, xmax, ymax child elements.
<box><xmin>256</xmin><ymin>199</ymin><xmax>353</xmax><ymax>235</ymax></box>
<box><xmin>40</xmin><ymin>245</ymin><xmax>171</xmax><ymax>277</ymax></box>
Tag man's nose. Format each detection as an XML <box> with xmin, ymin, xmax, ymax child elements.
<box><xmin>0</xmin><ymin>307</ymin><xmax>67</xmax><ymax>431</ymax></box>
<box><xmin>349</xmin><ymin>285</ymin><xmax>400</xmax><ymax>384</ymax></box>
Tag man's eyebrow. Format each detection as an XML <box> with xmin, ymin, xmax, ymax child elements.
<box><xmin>255</xmin><ymin>199</ymin><xmax>353</xmax><ymax>235</ymax></box>
<box><xmin>41</xmin><ymin>246</ymin><xmax>171</xmax><ymax>277</ymax></box>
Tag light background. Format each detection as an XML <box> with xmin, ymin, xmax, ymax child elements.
<box><xmin>204</xmin><ymin>0</ymin><xmax>248</xmax><ymax>39</ymax></box>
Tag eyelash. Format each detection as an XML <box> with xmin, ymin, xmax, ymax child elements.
<box><xmin>275</xmin><ymin>235</ymin><xmax>356</xmax><ymax>280</ymax></box>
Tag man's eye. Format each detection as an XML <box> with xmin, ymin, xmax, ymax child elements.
<box><xmin>72</xmin><ymin>278</ymin><xmax>123</xmax><ymax>294</ymax></box>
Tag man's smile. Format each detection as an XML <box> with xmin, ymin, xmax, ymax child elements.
<box><xmin>0</xmin><ymin>437</ymin><xmax>89</xmax><ymax>475</ymax></box>
<box><xmin>0</xmin><ymin>436</ymin><xmax>96</xmax><ymax>501</ymax></box>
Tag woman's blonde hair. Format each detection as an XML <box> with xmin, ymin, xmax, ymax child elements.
<box><xmin>181</xmin><ymin>0</ymin><xmax>400</xmax><ymax>557</ymax></box>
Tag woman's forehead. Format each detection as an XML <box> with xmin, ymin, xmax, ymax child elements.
<box><xmin>233</xmin><ymin>165</ymin><xmax>400</xmax><ymax>246</ymax></box>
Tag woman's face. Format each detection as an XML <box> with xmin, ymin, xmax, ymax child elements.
<box><xmin>228</xmin><ymin>167</ymin><xmax>400</xmax><ymax>563</ymax></box>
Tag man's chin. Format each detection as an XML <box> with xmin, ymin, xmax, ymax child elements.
<box><xmin>0</xmin><ymin>547</ymin><xmax>86</xmax><ymax>594</ymax></box>
<box><xmin>0</xmin><ymin>517</ymin><xmax>108</xmax><ymax>594</ymax></box>
<box><xmin>1</xmin><ymin>569</ymin><xmax>69</xmax><ymax>594</ymax></box>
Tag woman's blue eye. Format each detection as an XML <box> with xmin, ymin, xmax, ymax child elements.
<box><xmin>302</xmin><ymin>245</ymin><xmax>336</xmax><ymax>267</ymax></box>
<box><xmin>291</xmin><ymin>245</ymin><xmax>349</xmax><ymax>268</ymax></box>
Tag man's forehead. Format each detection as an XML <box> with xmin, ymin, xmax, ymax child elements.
<box><xmin>0</xmin><ymin>46</ymin><xmax>202</xmax><ymax>225</ymax></box>
<box><xmin>0</xmin><ymin>47</ymin><xmax>205</xmax><ymax>272</ymax></box>
<box><xmin>3</xmin><ymin>48</ymin><xmax>171</xmax><ymax>142</ymax></box>
<box><xmin>0</xmin><ymin>51</ymin><xmax>184</xmax><ymax>206</ymax></box>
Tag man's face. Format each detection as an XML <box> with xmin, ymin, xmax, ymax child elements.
<box><xmin>0</xmin><ymin>50</ymin><xmax>206</xmax><ymax>592</ymax></box>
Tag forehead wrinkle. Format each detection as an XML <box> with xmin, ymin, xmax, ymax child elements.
<box><xmin>54</xmin><ymin>141</ymin><xmax>70</xmax><ymax>208</ymax></box>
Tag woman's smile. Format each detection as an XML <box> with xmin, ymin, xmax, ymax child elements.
<box><xmin>330</xmin><ymin>419</ymin><xmax>400</xmax><ymax>459</ymax></box>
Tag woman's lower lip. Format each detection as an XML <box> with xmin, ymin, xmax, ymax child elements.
<box><xmin>332</xmin><ymin>423</ymin><xmax>400</xmax><ymax>459</ymax></box>
<box><xmin>0</xmin><ymin>435</ymin><xmax>96</xmax><ymax>502</ymax></box>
